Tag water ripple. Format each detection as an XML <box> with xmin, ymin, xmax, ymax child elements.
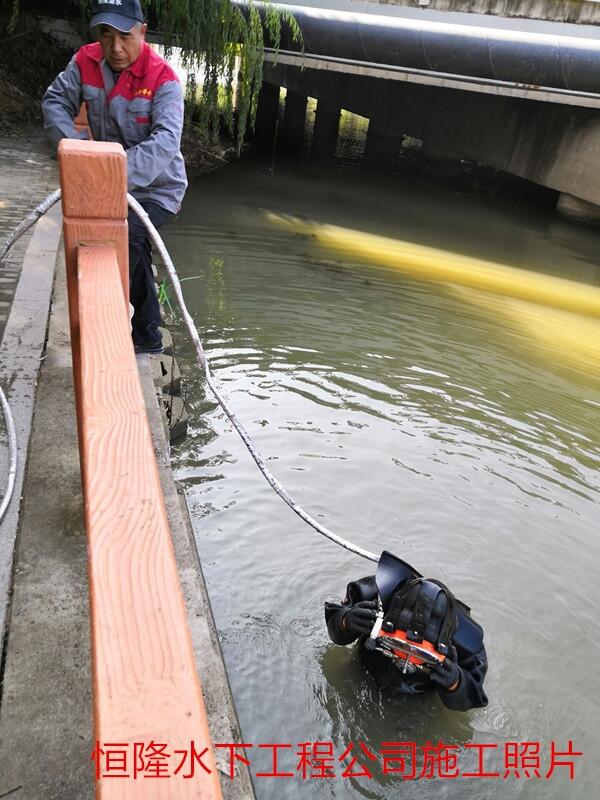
<box><xmin>168</xmin><ymin>160</ymin><xmax>600</xmax><ymax>800</ymax></box>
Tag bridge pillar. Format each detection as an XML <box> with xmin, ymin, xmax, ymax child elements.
<box><xmin>556</xmin><ymin>193</ymin><xmax>600</xmax><ymax>224</ymax></box>
<box><xmin>312</xmin><ymin>101</ymin><xmax>341</xmax><ymax>161</ymax></box>
<box><xmin>364</xmin><ymin>117</ymin><xmax>403</xmax><ymax>169</ymax></box>
<box><xmin>280</xmin><ymin>90</ymin><xmax>308</xmax><ymax>153</ymax></box>
<box><xmin>253</xmin><ymin>81</ymin><xmax>280</xmax><ymax>150</ymax></box>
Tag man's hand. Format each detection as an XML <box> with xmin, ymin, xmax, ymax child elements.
<box><xmin>430</xmin><ymin>645</ymin><xmax>461</xmax><ymax>692</ymax></box>
<box><xmin>342</xmin><ymin>600</ymin><xmax>378</xmax><ymax>636</ymax></box>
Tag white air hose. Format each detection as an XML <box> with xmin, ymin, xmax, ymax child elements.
<box><xmin>0</xmin><ymin>386</ymin><xmax>17</xmax><ymax>524</ymax></box>
<box><xmin>0</xmin><ymin>189</ymin><xmax>379</xmax><ymax>562</ymax></box>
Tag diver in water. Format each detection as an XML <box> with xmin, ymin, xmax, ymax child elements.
<box><xmin>325</xmin><ymin>551</ymin><xmax>488</xmax><ymax>711</ymax></box>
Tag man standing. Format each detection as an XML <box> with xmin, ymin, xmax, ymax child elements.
<box><xmin>42</xmin><ymin>0</ymin><xmax>187</xmax><ymax>354</ymax></box>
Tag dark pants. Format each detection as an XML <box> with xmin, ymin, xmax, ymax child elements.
<box><xmin>128</xmin><ymin>200</ymin><xmax>173</xmax><ymax>348</ymax></box>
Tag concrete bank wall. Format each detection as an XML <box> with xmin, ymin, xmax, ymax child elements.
<box><xmin>35</xmin><ymin>0</ymin><xmax>600</xmax><ymax>27</ymax></box>
<box><xmin>371</xmin><ymin>0</ymin><xmax>600</xmax><ymax>24</ymax></box>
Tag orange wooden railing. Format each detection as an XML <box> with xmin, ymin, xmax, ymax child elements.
<box><xmin>59</xmin><ymin>139</ymin><xmax>223</xmax><ymax>799</ymax></box>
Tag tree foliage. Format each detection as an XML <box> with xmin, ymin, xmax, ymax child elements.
<box><xmin>3</xmin><ymin>0</ymin><xmax>302</xmax><ymax>152</ymax></box>
<box><xmin>149</xmin><ymin>1</ymin><xmax>301</xmax><ymax>152</ymax></box>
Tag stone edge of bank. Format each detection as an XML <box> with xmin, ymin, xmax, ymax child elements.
<box><xmin>138</xmin><ymin>353</ymin><xmax>256</xmax><ymax>799</ymax></box>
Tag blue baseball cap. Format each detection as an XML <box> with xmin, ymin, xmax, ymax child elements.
<box><xmin>90</xmin><ymin>0</ymin><xmax>144</xmax><ymax>32</ymax></box>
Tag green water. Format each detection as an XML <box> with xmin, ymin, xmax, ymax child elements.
<box><xmin>163</xmin><ymin>152</ymin><xmax>600</xmax><ymax>799</ymax></box>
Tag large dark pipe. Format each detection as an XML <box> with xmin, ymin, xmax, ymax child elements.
<box><xmin>237</xmin><ymin>1</ymin><xmax>600</xmax><ymax>95</ymax></box>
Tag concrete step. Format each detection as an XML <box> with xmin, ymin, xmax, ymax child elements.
<box><xmin>158</xmin><ymin>394</ymin><xmax>189</xmax><ymax>444</ymax></box>
<box><xmin>150</xmin><ymin>353</ymin><xmax>181</xmax><ymax>395</ymax></box>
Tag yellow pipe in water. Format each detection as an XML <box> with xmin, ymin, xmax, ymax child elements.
<box><xmin>266</xmin><ymin>213</ymin><xmax>600</xmax><ymax>319</ymax></box>
<box><xmin>450</xmin><ymin>285</ymin><xmax>600</xmax><ymax>376</ymax></box>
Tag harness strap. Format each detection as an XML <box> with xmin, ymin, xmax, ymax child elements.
<box><xmin>423</xmin><ymin>578</ymin><xmax>459</xmax><ymax>653</ymax></box>
<box><xmin>407</xmin><ymin>580</ymin><xmax>439</xmax><ymax>642</ymax></box>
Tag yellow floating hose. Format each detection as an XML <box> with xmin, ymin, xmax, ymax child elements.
<box><xmin>451</xmin><ymin>285</ymin><xmax>600</xmax><ymax>376</ymax></box>
<box><xmin>266</xmin><ymin>213</ymin><xmax>600</xmax><ymax>319</ymax></box>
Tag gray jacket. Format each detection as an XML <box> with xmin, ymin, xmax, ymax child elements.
<box><xmin>42</xmin><ymin>42</ymin><xmax>187</xmax><ymax>213</ymax></box>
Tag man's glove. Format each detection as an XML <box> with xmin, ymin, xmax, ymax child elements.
<box><xmin>429</xmin><ymin>645</ymin><xmax>461</xmax><ymax>692</ymax></box>
<box><xmin>342</xmin><ymin>600</ymin><xmax>378</xmax><ymax>636</ymax></box>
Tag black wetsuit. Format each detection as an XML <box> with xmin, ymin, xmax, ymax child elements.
<box><xmin>325</xmin><ymin>576</ymin><xmax>488</xmax><ymax>712</ymax></box>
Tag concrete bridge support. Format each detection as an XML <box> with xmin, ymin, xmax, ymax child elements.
<box><xmin>312</xmin><ymin>101</ymin><xmax>341</xmax><ymax>161</ymax></box>
<box><xmin>262</xmin><ymin>61</ymin><xmax>600</xmax><ymax>211</ymax></box>
<box><xmin>280</xmin><ymin>90</ymin><xmax>308</xmax><ymax>153</ymax></box>
<box><xmin>556</xmin><ymin>193</ymin><xmax>600</xmax><ymax>223</ymax></box>
<box><xmin>253</xmin><ymin>81</ymin><xmax>280</xmax><ymax>150</ymax></box>
<box><xmin>419</xmin><ymin>91</ymin><xmax>600</xmax><ymax>212</ymax></box>
<box><xmin>364</xmin><ymin>117</ymin><xmax>403</xmax><ymax>169</ymax></box>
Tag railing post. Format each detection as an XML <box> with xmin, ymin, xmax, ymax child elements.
<box><xmin>59</xmin><ymin>140</ymin><xmax>129</xmax><ymax>429</ymax></box>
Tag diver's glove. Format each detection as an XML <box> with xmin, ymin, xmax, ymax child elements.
<box><xmin>430</xmin><ymin>645</ymin><xmax>461</xmax><ymax>692</ymax></box>
<box><xmin>342</xmin><ymin>600</ymin><xmax>378</xmax><ymax>636</ymax></box>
